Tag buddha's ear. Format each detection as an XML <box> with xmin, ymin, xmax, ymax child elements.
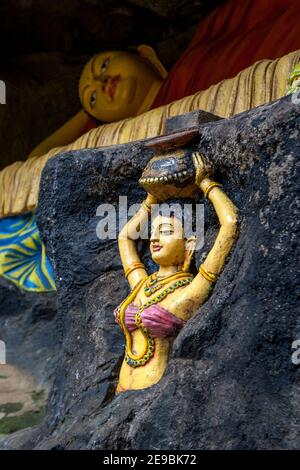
<box><xmin>137</xmin><ymin>44</ymin><xmax>168</xmax><ymax>80</ymax></box>
<box><xmin>182</xmin><ymin>236</ymin><xmax>196</xmax><ymax>272</ymax></box>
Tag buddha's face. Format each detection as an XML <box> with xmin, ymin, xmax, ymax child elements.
<box><xmin>150</xmin><ymin>215</ymin><xmax>186</xmax><ymax>267</ymax></box>
<box><xmin>79</xmin><ymin>50</ymin><xmax>162</xmax><ymax>122</ymax></box>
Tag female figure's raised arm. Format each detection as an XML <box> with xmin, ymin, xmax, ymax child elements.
<box><xmin>118</xmin><ymin>194</ymin><xmax>158</xmax><ymax>290</ymax></box>
<box><xmin>169</xmin><ymin>154</ymin><xmax>239</xmax><ymax>319</ymax></box>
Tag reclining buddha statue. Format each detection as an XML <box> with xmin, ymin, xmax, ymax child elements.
<box><xmin>27</xmin><ymin>0</ymin><xmax>300</xmax><ymax>162</ymax></box>
<box><xmin>0</xmin><ymin>0</ymin><xmax>299</xmax><ymax>292</ymax></box>
<box><xmin>1</xmin><ymin>0</ymin><xmax>300</xmax><ymax>220</ymax></box>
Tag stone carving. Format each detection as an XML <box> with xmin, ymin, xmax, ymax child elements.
<box><xmin>115</xmin><ymin>126</ymin><xmax>238</xmax><ymax>391</ymax></box>
<box><xmin>0</xmin><ymin>96</ymin><xmax>297</xmax><ymax>450</ymax></box>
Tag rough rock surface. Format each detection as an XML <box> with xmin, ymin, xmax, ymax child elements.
<box><xmin>0</xmin><ymin>54</ymin><xmax>83</xmax><ymax>170</ymax></box>
<box><xmin>0</xmin><ymin>278</ymin><xmax>58</xmax><ymax>435</ymax></box>
<box><xmin>0</xmin><ymin>95</ymin><xmax>299</xmax><ymax>449</ymax></box>
<box><xmin>0</xmin><ymin>1</ymin><xmax>223</xmax><ymax>58</ymax></box>
<box><xmin>0</xmin><ymin>278</ymin><xmax>58</xmax><ymax>384</ymax></box>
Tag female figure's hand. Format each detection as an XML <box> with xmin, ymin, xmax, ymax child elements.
<box><xmin>192</xmin><ymin>151</ymin><xmax>212</xmax><ymax>187</ymax></box>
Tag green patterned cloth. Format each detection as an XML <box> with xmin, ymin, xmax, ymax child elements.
<box><xmin>0</xmin><ymin>213</ymin><xmax>56</xmax><ymax>292</ymax></box>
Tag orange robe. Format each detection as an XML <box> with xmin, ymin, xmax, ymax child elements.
<box><xmin>84</xmin><ymin>0</ymin><xmax>300</xmax><ymax>131</ymax></box>
<box><xmin>154</xmin><ymin>0</ymin><xmax>300</xmax><ymax>106</ymax></box>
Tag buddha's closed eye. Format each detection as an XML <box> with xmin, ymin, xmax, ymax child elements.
<box><xmin>90</xmin><ymin>91</ymin><xmax>97</xmax><ymax>108</ymax></box>
<box><xmin>101</xmin><ymin>57</ymin><xmax>110</xmax><ymax>75</ymax></box>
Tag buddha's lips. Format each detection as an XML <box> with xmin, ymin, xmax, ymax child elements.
<box><xmin>108</xmin><ymin>75</ymin><xmax>121</xmax><ymax>99</ymax></box>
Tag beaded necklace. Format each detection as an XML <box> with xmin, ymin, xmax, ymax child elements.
<box><xmin>144</xmin><ymin>270</ymin><xmax>191</xmax><ymax>297</ymax></box>
<box><xmin>116</xmin><ymin>272</ymin><xmax>193</xmax><ymax>368</ymax></box>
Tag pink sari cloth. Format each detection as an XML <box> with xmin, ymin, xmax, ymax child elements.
<box><xmin>114</xmin><ymin>303</ymin><xmax>186</xmax><ymax>338</ymax></box>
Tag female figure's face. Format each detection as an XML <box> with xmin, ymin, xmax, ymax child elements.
<box><xmin>79</xmin><ymin>51</ymin><xmax>162</xmax><ymax>122</ymax></box>
<box><xmin>150</xmin><ymin>215</ymin><xmax>186</xmax><ymax>267</ymax></box>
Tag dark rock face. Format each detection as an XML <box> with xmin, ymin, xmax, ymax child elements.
<box><xmin>0</xmin><ymin>278</ymin><xmax>58</xmax><ymax>384</ymax></box>
<box><xmin>0</xmin><ymin>278</ymin><xmax>58</xmax><ymax>437</ymax></box>
<box><xmin>0</xmin><ymin>55</ymin><xmax>83</xmax><ymax>170</ymax></box>
<box><xmin>1</xmin><ymin>95</ymin><xmax>299</xmax><ymax>450</ymax></box>
<box><xmin>0</xmin><ymin>1</ymin><xmax>224</xmax><ymax>58</ymax></box>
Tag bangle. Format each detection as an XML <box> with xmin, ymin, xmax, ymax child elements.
<box><xmin>141</xmin><ymin>200</ymin><xmax>152</xmax><ymax>213</ymax></box>
<box><xmin>204</xmin><ymin>181</ymin><xmax>222</xmax><ymax>199</ymax></box>
<box><xmin>199</xmin><ymin>264</ymin><xmax>218</xmax><ymax>283</ymax></box>
<box><xmin>124</xmin><ymin>263</ymin><xmax>146</xmax><ymax>279</ymax></box>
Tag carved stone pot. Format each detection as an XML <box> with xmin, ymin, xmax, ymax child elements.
<box><xmin>139</xmin><ymin>128</ymin><xmax>199</xmax><ymax>200</ymax></box>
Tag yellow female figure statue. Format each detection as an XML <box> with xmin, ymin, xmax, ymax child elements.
<box><xmin>115</xmin><ymin>154</ymin><xmax>238</xmax><ymax>392</ymax></box>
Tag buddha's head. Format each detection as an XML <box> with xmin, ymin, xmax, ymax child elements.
<box><xmin>79</xmin><ymin>45</ymin><xmax>167</xmax><ymax>122</ymax></box>
<box><xmin>287</xmin><ymin>62</ymin><xmax>300</xmax><ymax>95</ymax></box>
<box><xmin>150</xmin><ymin>208</ymin><xmax>196</xmax><ymax>270</ymax></box>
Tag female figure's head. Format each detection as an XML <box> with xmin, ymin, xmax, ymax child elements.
<box><xmin>150</xmin><ymin>202</ymin><xmax>197</xmax><ymax>271</ymax></box>
<box><xmin>79</xmin><ymin>46</ymin><xmax>166</xmax><ymax>122</ymax></box>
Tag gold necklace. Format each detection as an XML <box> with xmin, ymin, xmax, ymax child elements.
<box><xmin>116</xmin><ymin>273</ymin><xmax>193</xmax><ymax>368</ymax></box>
<box><xmin>144</xmin><ymin>270</ymin><xmax>192</xmax><ymax>297</ymax></box>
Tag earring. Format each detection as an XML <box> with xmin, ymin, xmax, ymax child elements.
<box><xmin>182</xmin><ymin>259</ymin><xmax>191</xmax><ymax>273</ymax></box>
<box><xmin>182</xmin><ymin>237</ymin><xmax>196</xmax><ymax>272</ymax></box>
